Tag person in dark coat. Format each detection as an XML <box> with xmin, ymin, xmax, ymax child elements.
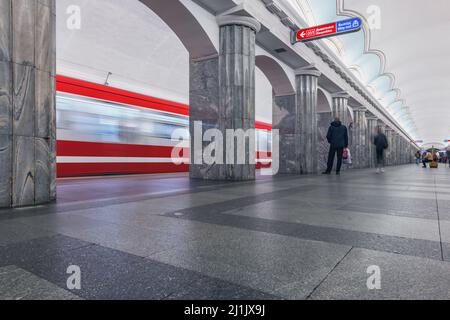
<box><xmin>323</xmin><ymin>117</ymin><xmax>349</xmax><ymax>175</ymax></box>
<box><xmin>373</xmin><ymin>126</ymin><xmax>388</xmax><ymax>173</ymax></box>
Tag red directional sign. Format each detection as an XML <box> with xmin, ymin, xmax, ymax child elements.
<box><xmin>292</xmin><ymin>18</ymin><xmax>362</xmax><ymax>43</ymax></box>
<box><xmin>294</xmin><ymin>22</ymin><xmax>336</xmax><ymax>42</ymax></box>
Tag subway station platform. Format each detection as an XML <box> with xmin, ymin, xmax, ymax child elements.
<box><xmin>1</xmin><ymin>165</ymin><xmax>450</xmax><ymax>300</ymax></box>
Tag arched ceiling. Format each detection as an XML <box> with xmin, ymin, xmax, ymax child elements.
<box><xmin>287</xmin><ymin>0</ymin><xmax>450</xmax><ymax>146</ymax></box>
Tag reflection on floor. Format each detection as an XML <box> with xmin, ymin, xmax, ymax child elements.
<box><xmin>1</xmin><ymin>165</ymin><xmax>450</xmax><ymax>299</ymax></box>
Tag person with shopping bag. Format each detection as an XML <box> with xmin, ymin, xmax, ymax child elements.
<box><xmin>322</xmin><ymin>117</ymin><xmax>349</xmax><ymax>175</ymax></box>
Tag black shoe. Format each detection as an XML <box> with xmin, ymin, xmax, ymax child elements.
<box><xmin>336</xmin><ymin>172</ymin><xmax>341</xmax><ymax>175</ymax></box>
<box><xmin>322</xmin><ymin>171</ymin><xmax>331</xmax><ymax>175</ymax></box>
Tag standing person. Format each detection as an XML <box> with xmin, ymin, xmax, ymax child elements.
<box><xmin>373</xmin><ymin>126</ymin><xmax>388</xmax><ymax>173</ymax></box>
<box><xmin>322</xmin><ymin>117</ymin><xmax>349</xmax><ymax>175</ymax></box>
<box><xmin>446</xmin><ymin>148</ymin><xmax>450</xmax><ymax>167</ymax></box>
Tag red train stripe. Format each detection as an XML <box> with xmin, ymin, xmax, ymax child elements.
<box><xmin>56</xmin><ymin>75</ymin><xmax>190</xmax><ymax>116</ymax></box>
<box><xmin>57</xmin><ymin>140</ymin><xmax>188</xmax><ymax>158</ymax></box>
<box><xmin>256</xmin><ymin>151</ymin><xmax>272</xmax><ymax>159</ymax></box>
<box><xmin>255</xmin><ymin>121</ymin><xmax>273</xmax><ymax>131</ymax></box>
<box><xmin>57</xmin><ymin>163</ymin><xmax>189</xmax><ymax>178</ymax></box>
<box><xmin>58</xmin><ymin>141</ymin><xmax>272</xmax><ymax>159</ymax></box>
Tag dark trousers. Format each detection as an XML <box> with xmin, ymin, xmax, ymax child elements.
<box><xmin>326</xmin><ymin>146</ymin><xmax>344</xmax><ymax>173</ymax></box>
<box><xmin>376</xmin><ymin>148</ymin><xmax>384</xmax><ymax>168</ymax></box>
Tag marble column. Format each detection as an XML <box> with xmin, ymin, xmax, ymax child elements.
<box><xmin>317</xmin><ymin>111</ymin><xmax>333</xmax><ymax>173</ymax></box>
<box><xmin>331</xmin><ymin>92</ymin><xmax>350</xmax><ymax>126</ymax></box>
<box><xmin>400</xmin><ymin>138</ymin><xmax>405</xmax><ymax>164</ymax></box>
<box><xmin>189</xmin><ymin>53</ymin><xmax>221</xmax><ymax>180</ymax></box>
<box><xmin>385</xmin><ymin>128</ymin><xmax>393</xmax><ymax>166</ymax></box>
<box><xmin>377</xmin><ymin>121</ymin><xmax>386</xmax><ymax>135</ymax></box>
<box><xmin>401</xmin><ymin>137</ymin><xmax>406</xmax><ymax>164</ymax></box>
<box><xmin>190</xmin><ymin>15</ymin><xmax>260</xmax><ymax>181</ymax></box>
<box><xmin>331</xmin><ymin>92</ymin><xmax>351</xmax><ymax>169</ymax></box>
<box><xmin>353</xmin><ymin>107</ymin><xmax>368</xmax><ymax>169</ymax></box>
<box><xmin>273</xmin><ymin>94</ymin><xmax>299</xmax><ymax>174</ymax></box>
<box><xmin>377</xmin><ymin>122</ymin><xmax>387</xmax><ymax>166</ymax></box>
<box><xmin>0</xmin><ymin>0</ymin><xmax>56</xmax><ymax>208</ymax></box>
<box><xmin>393</xmin><ymin>133</ymin><xmax>400</xmax><ymax>165</ymax></box>
<box><xmin>296</xmin><ymin>69</ymin><xmax>321</xmax><ymax>174</ymax></box>
<box><xmin>406</xmin><ymin>143</ymin><xmax>410</xmax><ymax>164</ymax></box>
<box><xmin>399</xmin><ymin>138</ymin><xmax>403</xmax><ymax>164</ymax></box>
<box><xmin>366</xmin><ymin>116</ymin><xmax>378</xmax><ymax>168</ymax></box>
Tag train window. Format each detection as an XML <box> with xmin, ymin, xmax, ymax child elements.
<box><xmin>56</xmin><ymin>93</ymin><xmax>189</xmax><ymax>144</ymax></box>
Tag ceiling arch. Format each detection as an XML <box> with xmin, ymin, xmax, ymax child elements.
<box><xmin>255</xmin><ymin>55</ymin><xmax>296</xmax><ymax>96</ymax></box>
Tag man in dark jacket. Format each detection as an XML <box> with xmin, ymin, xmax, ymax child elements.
<box><xmin>373</xmin><ymin>126</ymin><xmax>388</xmax><ymax>173</ymax></box>
<box><xmin>323</xmin><ymin>118</ymin><xmax>349</xmax><ymax>175</ymax></box>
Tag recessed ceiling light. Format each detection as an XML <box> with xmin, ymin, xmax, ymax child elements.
<box><xmin>274</xmin><ymin>48</ymin><xmax>287</xmax><ymax>53</ymax></box>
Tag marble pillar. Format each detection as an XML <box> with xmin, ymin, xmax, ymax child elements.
<box><xmin>353</xmin><ymin>107</ymin><xmax>368</xmax><ymax>169</ymax></box>
<box><xmin>385</xmin><ymin>128</ymin><xmax>393</xmax><ymax>166</ymax></box>
<box><xmin>331</xmin><ymin>92</ymin><xmax>350</xmax><ymax>127</ymax></box>
<box><xmin>399</xmin><ymin>138</ymin><xmax>403</xmax><ymax>164</ymax></box>
<box><xmin>330</xmin><ymin>92</ymin><xmax>351</xmax><ymax>169</ymax></box>
<box><xmin>366</xmin><ymin>116</ymin><xmax>378</xmax><ymax>168</ymax></box>
<box><xmin>189</xmin><ymin>55</ymin><xmax>220</xmax><ymax>180</ymax></box>
<box><xmin>296</xmin><ymin>69</ymin><xmax>321</xmax><ymax>174</ymax></box>
<box><xmin>393</xmin><ymin>133</ymin><xmax>400</xmax><ymax>165</ymax></box>
<box><xmin>190</xmin><ymin>15</ymin><xmax>260</xmax><ymax>181</ymax></box>
<box><xmin>400</xmin><ymin>138</ymin><xmax>405</xmax><ymax>164</ymax></box>
<box><xmin>317</xmin><ymin>111</ymin><xmax>333</xmax><ymax>173</ymax></box>
<box><xmin>377</xmin><ymin>122</ymin><xmax>386</xmax><ymax>166</ymax></box>
<box><xmin>377</xmin><ymin>121</ymin><xmax>386</xmax><ymax>134</ymax></box>
<box><xmin>0</xmin><ymin>0</ymin><xmax>56</xmax><ymax>208</ymax></box>
<box><xmin>273</xmin><ymin>94</ymin><xmax>299</xmax><ymax>174</ymax></box>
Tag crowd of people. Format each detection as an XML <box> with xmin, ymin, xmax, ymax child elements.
<box><xmin>416</xmin><ymin>148</ymin><xmax>450</xmax><ymax>168</ymax></box>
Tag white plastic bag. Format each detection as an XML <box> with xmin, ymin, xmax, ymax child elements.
<box><xmin>345</xmin><ymin>148</ymin><xmax>352</xmax><ymax>165</ymax></box>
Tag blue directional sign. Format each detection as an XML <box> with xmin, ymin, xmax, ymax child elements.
<box><xmin>336</xmin><ymin>17</ymin><xmax>362</xmax><ymax>34</ymax></box>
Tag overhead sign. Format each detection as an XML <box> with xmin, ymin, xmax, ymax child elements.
<box><xmin>292</xmin><ymin>17</ymin><xmax>362</xmax><ymax>43</ymax></box>
<box><xmin>415</xmin><ymin>140</ymin><xmax>424</xmax><ymax>144</ymax></box>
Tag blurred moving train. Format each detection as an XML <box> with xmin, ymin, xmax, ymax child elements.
<box><xmin>56</xmin><ymin>76</ymin><xmax>272</xmax><ymax>177</ymax></box>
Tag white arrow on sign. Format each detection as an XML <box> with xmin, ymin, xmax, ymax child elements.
<box><xmin>300</xmin><ymin>31</ymin><xmax>306</xmax><ymax>38</ymax></box>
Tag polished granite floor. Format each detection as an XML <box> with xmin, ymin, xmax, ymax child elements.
<box><xmin>1</xmin><ymin>164</ymin><xmax>450</xmax><ymax>300</ymax></box>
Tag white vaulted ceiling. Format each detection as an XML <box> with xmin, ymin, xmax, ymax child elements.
<box><xmin>287</xmin><ymin>0</ymin><xmax>450</xmax><ymax>146</ymax></box>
